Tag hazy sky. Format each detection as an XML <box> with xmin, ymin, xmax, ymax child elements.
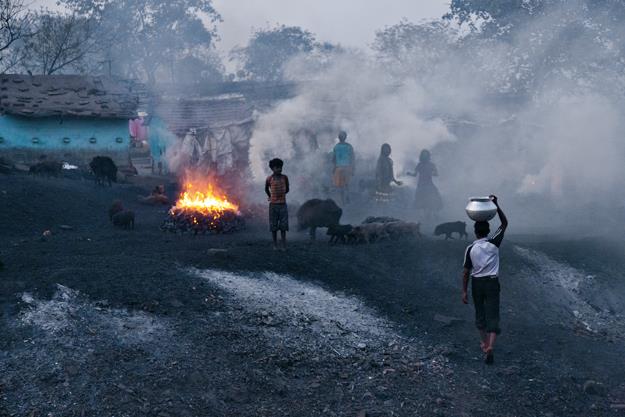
<box><xmin>34</xmin><ymin>0</ymin><xmax>450</xmax><ymax>51</ymax></box>
<box><xmin>211</xmin><ymin>0</ymin><xmax>450</xmax><ymax>50</ymax></box>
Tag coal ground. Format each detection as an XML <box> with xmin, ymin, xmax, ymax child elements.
<box><xmin>1</xmin><ymin>173</ymin><xmax>625</xmax><ymax>417</ymax></box>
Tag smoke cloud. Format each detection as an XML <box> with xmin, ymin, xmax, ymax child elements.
<box><xmin>249</xmin><ymin>2</ymin><xmax>625</xmax><ymax>233</ymax></box>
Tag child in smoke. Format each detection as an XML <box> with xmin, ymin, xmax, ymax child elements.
<box><xmin>265</xmin><ymin>158</ymin><xmax>290</xmax><ymax>250</ymax></box>
<box><xmin>375</xmin><ymin>143</ymin><xmax>402</xmax><ymax>194</ymax></box>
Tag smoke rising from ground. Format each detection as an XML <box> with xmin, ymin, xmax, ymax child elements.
<box><xmin>249</xmin><ymin>2</ymin><xmax>625</xmax><ymax>232</ymax></box>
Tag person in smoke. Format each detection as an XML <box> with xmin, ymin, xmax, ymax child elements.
<box><xmin>375</xmin><ymin>143</ymin><xmax>402</xmax><ymax>195</ymax></box>
<box><xmin>407</xmin><ymin>149</ymin><xmax>442</xmax><ymax>218</ymax></box>
<box><xmin>332</xmin><ymin>131</ymin><xmax>355</xmax><ymax>205</ymax></box>
<box><xmin>265</xmin><ymin>158</ymin><xmax>290</xmax><ymax>251</ymax></box>
<box><xmin>462</xmin><ymin>195</ymin><xmax>508</xmax><ymax>365</ymax></box>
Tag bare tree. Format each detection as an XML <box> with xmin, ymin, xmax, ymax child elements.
<box><xmin>0</xmin><ymin>0</ymin><xmax>32</xmax><ymax>73</ymax></box>
<box><xmin>25</xmin><ymin>12</ymin><xmax>102</xmax><ymax>75</ymax></box>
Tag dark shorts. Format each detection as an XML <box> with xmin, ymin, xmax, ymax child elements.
<box><xmin>471</xmin><ymin>277</ymin><xmax>501</xmax><ymax>334</ymax></box>
<box><xmin>269</xmin><ymin>203</ymin><xmax>289</xmax><ymax>232</ymax></box>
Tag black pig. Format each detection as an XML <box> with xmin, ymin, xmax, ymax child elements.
<box><xmin>434</xmin><ymin>221</ymin><xmax>468</xmax><ymax>240</ymax></box>
<box><xmin>29</xmin><ymin>161</ymin><xmax>62</xmax><ymax>177</ymax></box>
<box><xmin>297</xmin><ymin>199</ymin><xmax>342</xmax><ymax>240</ymax></box>
<box><xmin>327</xmin><ymin>224</ymin><xmax>353</xmax><ymax>244</ymax></box>
<box><xmin>89</xmin><ymin>156</ymin><xmax>117</xmax><ymax>186</ymax></box>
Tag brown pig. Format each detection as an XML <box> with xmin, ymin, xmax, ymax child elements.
<box><xmin>112</xmin><ymin>210</ymin><xmax>135</xmax><ymax>229</ymax></box>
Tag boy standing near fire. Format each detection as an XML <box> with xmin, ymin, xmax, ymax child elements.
<box><xmin>462</xmin><ymin>195</ymin><xmax>508</xmax><ymax>365</ymax></box>
<box><xmin>265</xmin><ymin>158</ymin><xmax>290</xmax><ymax>250</ymax></box>
<box><xmin>332</xmin><ymin>131</ymin><xmax>354</xmax><ymax>205</ymax></box>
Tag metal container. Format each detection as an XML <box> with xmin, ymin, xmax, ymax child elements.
<box><xmin>465</xmin><ymin>197</ymin><xmax>497</xmax><ymax>222</ymax></box>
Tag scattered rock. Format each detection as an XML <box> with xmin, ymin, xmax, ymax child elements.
<box><xmin>498</xmin><ymin>365</ymin><xmax>521</xmax><ymax>376</ymax></box>
<box><xmin>169</xmin><ymin>299</ymin><xmax>184</xmax><ymax>308</ymax></box>
<box><xmin>583</xmin><ymin>380</ymin><xmax>607</xmax><ymax>396</ymax></box>
<box><xmin>207</xmin><ymin>248</ymin><xmax>228</xmax><ymax>254</ymax></box>
<box><xmin>433</xmin><ymin>314</ymin><xmax>462</xmax><ymax>326</ymax></box>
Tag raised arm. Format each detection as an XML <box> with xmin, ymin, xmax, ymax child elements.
<box><xmin>490</xmin><ymin>195</ymin><xmax>508</xmax><ymax>230</ymax></box>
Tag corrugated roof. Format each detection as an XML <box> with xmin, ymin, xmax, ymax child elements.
<box><xmin>155</xmin><ymin>96</ymin><xmax>255</xmax><ymax>134</ymax></box>
<box><xmin>0</xmin><ymin>74</ymin><xmax>148</xmax><ymax>119</ymax></box>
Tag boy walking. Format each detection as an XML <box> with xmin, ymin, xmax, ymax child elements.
<box><xmin>462</xmin><ymin>195</ymin><xmax>508</xmax><ymax>364</ymax></box>
<box><xmin>265</xmin><ymin>158</ymin><xmax>290</xmax><ymax>250</ymax></box>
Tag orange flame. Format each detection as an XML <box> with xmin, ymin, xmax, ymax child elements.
<box><xmin>170</xmin><ymin>174</ymin><xmax>239</xmax><ymax>218</ymax></box>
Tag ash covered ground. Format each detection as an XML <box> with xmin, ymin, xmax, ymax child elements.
<box><xmin>1</xmin><ymin>174</ymin><xmax>625</xmax><ymax>416</ymax></box>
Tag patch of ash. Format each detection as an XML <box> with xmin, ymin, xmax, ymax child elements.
<box><xmin>19</xmin><ymin>284</ymin><xmax>167</xmax><ymax>345</ymax></box>
<box><xmin>2</xmin><ymin>285</ymin><xmax>174</xmax><ymax>416</ymax></box>
<box><xmin>192</xmin><ymin>269</ymin><xmax>407</xmax><ymax>356</ymax></box>
<box><xmin>514</xmin><ymin>246</ymin><xmax>623</xmax><ymax>337</ymax></box>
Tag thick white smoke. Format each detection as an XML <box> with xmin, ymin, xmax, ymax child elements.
<box><xmin>248</xmin><ymin>3</ymin><xmax>625</xmax><ymax>231</ymax></box>
<box><xmin>250</xmin><ymin>54</ymin><xmax>454</xmax><ymax>194</ymax></box>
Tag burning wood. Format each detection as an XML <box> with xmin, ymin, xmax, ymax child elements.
<box><xmin>161</xmin><ymin>176</ymin><xmax>245</xmax><ymax>235</ymax></box>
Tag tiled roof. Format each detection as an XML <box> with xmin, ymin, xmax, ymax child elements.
<box><xmin>0</xmin><ymin>74</ymin><xmax>148</xmax><ymax>119</ymax></box>
<box><xmin>155</xmin><ymin>96</ymin><xmax>255</xmax><ymax>134</ymax></box>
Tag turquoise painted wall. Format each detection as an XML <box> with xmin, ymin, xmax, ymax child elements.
<box><xmin>0</xmin><ymin>115</ymin><xmax>129</xmax><ymax>152</ymax></box>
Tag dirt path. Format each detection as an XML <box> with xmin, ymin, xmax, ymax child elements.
<box><xmin>1</xmin><ymin>174</ymin><xmax>624</xmax><ymax>416</ymax></box>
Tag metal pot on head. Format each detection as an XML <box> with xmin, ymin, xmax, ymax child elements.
<box><xmin>466</xmin><ymin>197</ymin><xmax>497</xmax><ymax>222</ymax></box>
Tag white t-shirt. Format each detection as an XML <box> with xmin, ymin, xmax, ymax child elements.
<box><xmin>463</xmin><ymin>226</ymin><xmax>505</xmax><ymax>278</ymax></box>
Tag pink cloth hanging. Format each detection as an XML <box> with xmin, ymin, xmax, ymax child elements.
<box><xmin>129</xmin><ymin>118</ymin><xmax>149</xmax><ymax>141</ymax></box>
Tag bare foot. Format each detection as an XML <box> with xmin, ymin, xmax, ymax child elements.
<box><xmin>480</xmin><ymin>341</ymin><xmax>489</xmax><ymax>353</ymax></box>
<box><xmin>484</xmin><ymin>348</ymin><xmax>494</xmax><ymax>365</ymax></box>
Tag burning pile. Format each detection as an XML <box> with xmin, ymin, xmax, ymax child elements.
<box><xmin>161</xmin><ymin>176</ymin><xmax>245</xmax><ymax>235</ymax></box>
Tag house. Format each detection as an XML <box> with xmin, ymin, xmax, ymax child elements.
<box><xmin>152</xmin><ymin>95</ymin><xmax>255</xmax><ymax>175</ymax></box>
<box><xmin>0</xmin><ymin>74</ymin><xmax>148</xmax><ymax>165</ymax></box>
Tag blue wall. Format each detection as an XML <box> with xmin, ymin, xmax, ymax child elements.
<box><xmin>0</xmin><ymin>115</ymin><xmax>129</xmax><ymax>155</ymax></box>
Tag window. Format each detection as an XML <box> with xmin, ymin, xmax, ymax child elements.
<box><xmin>62</xmin><ymin>137</ymin><xmax>71</xmax><ymax>144</ymax></box>
<box><xmin>115</xmin><ymin>137</ymin><xmax>124</xmax><ymax>144</ymax></box>
<box><xmin>32</xmin><ymin>137</ymin><xmax>40</xmax><ymax>144</ymax></box>
<box><xmin>89</xmin><ymin>137</ymin><xmax>97</xmax><ymax>144</ymax></box>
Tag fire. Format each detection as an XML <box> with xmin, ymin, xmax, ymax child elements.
<box><xmin>162</xmin><ymin>172</ymin><xmax>245</xmax><ymax>235</ymax></box>
<box><xmin>170</xmin><ymin>176</ymin><xmax>239</xmax><ymax>219</ymax></box>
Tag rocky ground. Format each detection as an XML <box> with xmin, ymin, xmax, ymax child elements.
<box><xmin>1</xmin><ymin>173</ymin><xmax>624</xmax><ymax>416</ymax></box>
